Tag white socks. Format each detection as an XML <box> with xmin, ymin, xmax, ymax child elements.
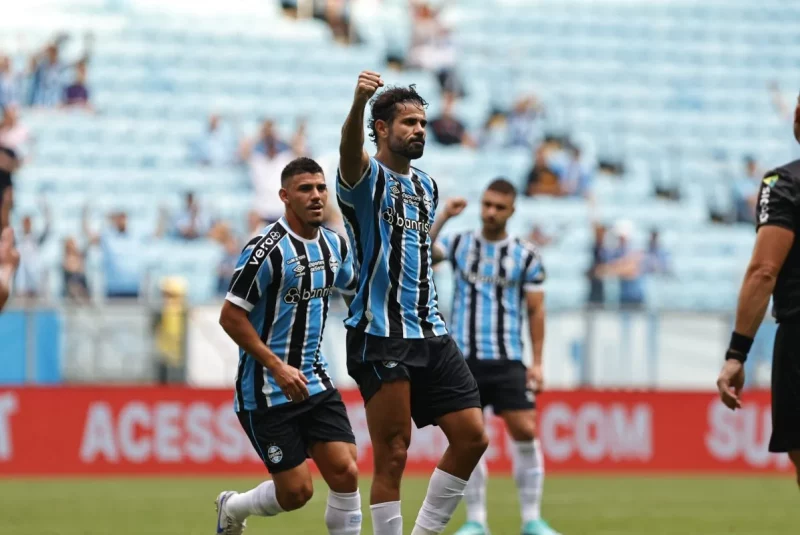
<box><xmin>513</xmin><ymin>439</ymin><xmax>544</xmax><ymax>524</ymax></box>
<box><xmin>463</xmin><ymin>456</ymin><xmax>488</xmax><ymax>527</ymax></box>
<box><xmin>225</xmin><ymin>480</ymin><xmax>284</xmax><ymax>521</ymax></box>
<box><xmin>325</xmin><ymin>490</ymin><xmax>362</xmax><ymax>535</ymax></box>
<box><xmin>371</xmin><ymin>501</ymin><xmax>403</xmax><ymax>535</ymax></box>
<box><xmin>411</xmin><ymin>468</ymin><xmax>469</xmax><ymax>535</ymax></box>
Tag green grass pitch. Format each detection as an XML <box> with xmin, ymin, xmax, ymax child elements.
<box><xmin>1</xmin><ymin>476</ymin><xmax>798</xmax><ymax>534</ymax></box>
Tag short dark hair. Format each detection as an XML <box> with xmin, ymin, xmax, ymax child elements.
<box><xmin>281</xmin><ymin>157</ymin><xmax>324</xmax><ymax>186</ymax></box>
<box><xmin>486</xmin><ymin>178</ymin><xmax>517</xmax><ymax>198</ymax></box>
<box><xmin>368</xmin><ymin>85</ymin><xmax>428</xmax><ymax>147</ymax></box>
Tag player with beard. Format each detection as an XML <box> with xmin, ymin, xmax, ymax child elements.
<box><xmin>337</xmin><ymin>72</ymin><xmax>488</xmax><ymax>535</ymax></box>
<box><xmin>430</xmin><ymin>180</ymin><xmax>561</xmax><ymax>535</ymax></box>
<box><xmin>215</xmin><ymin>157</ymin><xmax>362</xmax><ymax>535</ymax></box>
<box><xmin>717</xmin><ymin>91</ymin><xmax>800</xmax><ymax>490</ymax></box>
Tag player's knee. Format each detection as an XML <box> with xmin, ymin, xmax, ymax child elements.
<box><xmin>455</xmin><ymin>425</ymin><xmax>489</xmax><ymax>459</ymax></box>
<box><xmin>278</xmin><ymin>478</ymin><xmax>315</xmax><ymax>511</ymax></box>
<box><xmin>329</xmin><ymin>459</ymin><xmax>360</xmax><ymax>493</ymax></box>
<box><xmin>375</xmin><ymin>434</ymin><xmax>409</xmax><ymax>480</ymax></box>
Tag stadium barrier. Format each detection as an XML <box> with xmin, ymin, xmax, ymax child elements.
<box><xmin>0</xmin><ymin>387</ymin><xmax>790</xmax><ymax>476</ymax></box>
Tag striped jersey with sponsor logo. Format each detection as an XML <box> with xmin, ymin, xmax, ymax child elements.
<box><xmin>226</xmin><ymin>218</ymin><xmax>358</xmax><ymax>410</ymax></box>
<box><xmin>437</xmin><ymin>231</ymin><xmax>545</xmax><ymax>361</ymax></box>
<box><xmin>336</xmin><ymin>156</ymin><xmax>448</xmax><ymax>338</ymax></box>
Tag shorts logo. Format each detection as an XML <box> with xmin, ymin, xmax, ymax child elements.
<box><xmin>267</xmin><ymin>445</ymin><xmax>283</xmax><ymax>464</ymax></box>
<box><xmin>383</xmin><ymin>361</ymin><xmax>398</xmax><ymax>368</ymax></box>
<box><xmin>526</xmin><ymin>390</ymin><xmax>534</xmax><ymax>403</ymax></box>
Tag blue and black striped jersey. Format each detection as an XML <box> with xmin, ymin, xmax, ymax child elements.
<box><xmin>437</xmin><ymin>232</ymin><xmax>545</xmax><ymax>361</ymax></box>
<box><xmin>226</xmin><ymin>218</ymin><xmax>358</xmax><ymax>410</ymax></box>
<box><xmin>336</xmin><ymin>157</ymin><xmax>448</xmax><ymax>339</ymax></box>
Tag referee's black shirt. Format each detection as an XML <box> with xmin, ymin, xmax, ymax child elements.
<box><xmin>756</xmin><ymin>159</ymin><xmax>800</xmax><ymax>321</ymax></box>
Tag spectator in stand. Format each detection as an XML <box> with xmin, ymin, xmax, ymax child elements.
<box><xmin>15</xmin><ymin>204</ymin><xmax>51</xmax><ymax>299</ymax></box>
<box><xmin>429</xmin><ymin>91</ymin><xmax>476</xmax><ymax>147</ymax></box>
<box><xmin>0</xmin><ymin>104</ymin><xmax>31</xmax><ymax>229</ymax></box>
<box><xmin>27</xmin><ymin>34</ymin><xmax>92</xmax><ymax>108</ymax></box>
<box><xmin>507</xmin><ymin>95</ymin><xmax>544</xmax><ymax>148</ymax></box>
<box><xmin>241</xmin><ymin>118</ymin><xmax>306</xmax><ymax>225</ymax></box>
<box><xmin>478</xmin><ymin>109</ymin><xmax>508</xmax><ymax>149</ymax></box>
<box><xmin>189</xmin><ymin>114</ymin><xmax>237</xmax><ymax>167</ymax></box>
<box><xmin>173</xmin><ymin>192</ymin><xmax>213</xmax><ymax>241</ymax></box>
<box><xmin>314</xmin><ymin>0</ymin><xmax>360</xmax><ymax>44</ymax></box>
<box><xmin>524</xmin><ymin>144</ymin><xmax>562</xmax><ymax>196</ymax></box>
<box><xmin>28</xmin><ymin>41</ymin><xmax>66</xmax><ymax>108</ymax></box>
<box><xmin>62</xmin><ymin>236</ymin><xmax>90</xmax><ymax>302</ymax></box>
<box><xmin>559</xmin><ymin>142</ymin><xmax>593</xmax><ymax>198</ymax></box>
<box><xmin>732</xmin><ymin>155</ymin><xmax>762</xmax><ymax>224</ymax></box>
<box><xmin>643</xmin><ymin>229</ymin><xmax>671</xmax><ymax>276</ymax></box>
<box><xmin>597</xmin><ymin>220</ymin><xmax>646</xmax><ymax>309</ymax></box>
<box><xmin>216</xmin><ymin>232</ymin><xmax>241</xmax><ymax>296</ymax></box>
<box><xmin>406</xmin><ymin>0</ymin><xmax>460</xmax><ymax>94</ymax></box>
<box><xmin>0</xmin><ymin>55</ymin><xmax>21</xmax><ymax>109</ymax></box>
<box><xmin>587</xmin><ymin>222</ymin><xmax>609</xmax><ymax>306</ymax></box>
<box><xmin>62</xmin><ymin>59</ymin><xmax>91</xmax><ymax>109</ymax></box>
<box><xmin>83</xmin><ymin>206</ymin><xmax>163</xmax><ymax>300</ymax></box>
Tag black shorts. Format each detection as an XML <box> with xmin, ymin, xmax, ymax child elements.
<box><xmin>769</xmin><ymin>321</ymin><xmax>800</xmax><ymax>453</ymax></box>
<box><xmin>467</xmin><ymin>359</ymin><xmax>535</xmax><ymax>414</ymax></box>
<box><xmin>346</xmin><ymin>330</ymin><xmax>481</xmax><ymax>429</ymax></box>
<box><xmin>237</xmin><ymin>388</ymin><xmax>355</xmax><ymax>474</ymax></box>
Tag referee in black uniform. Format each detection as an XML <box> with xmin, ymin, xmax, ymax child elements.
<box><xmin>717</xmin><ymin>92</ymin><xmax>800</xmax><ymax>487</ymax></box>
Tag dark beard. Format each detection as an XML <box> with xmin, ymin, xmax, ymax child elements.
<box><xmin>390</xmin><ymin>139</ymin><xmax>424</xmax><ymax>160</ymax></box>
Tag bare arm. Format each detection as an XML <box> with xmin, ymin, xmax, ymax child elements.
<box><xmin>430</xmin><ymin>197</ymin><xmax>467</xmax><ymax>264</ymax></box>
<box><xmin>733</xmin><ymin>226</ymin><xmax>794</xmax><ymax>337</ymax></box>
<box><xmin>526</xmin><ymin>290</ymin><xmax>545</xmax><ymax>368</ymax></box>
<box><xmin>339</xmin><ymin>71</ymin><xmax>383</xmax><ymax>186</ymax></box>
<box><xmin>219</xmin><ymin>300</ymin><xmax>309</xmax><ymax>400</ymax></box>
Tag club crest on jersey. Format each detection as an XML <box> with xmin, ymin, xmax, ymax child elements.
<box><xmin>422</xmin><ymin>195</ymin><xmax>432</xmax><ymax>211</ymax></box>
<box><xmin>329</xmin><ymin>258</ymin><xmax>339</xmax><ymax>273</ymax></box>
<box><xmin>388</xmin><ymin>180</ymin><xmax>401</xmax><ymax>199</ymax></box>
<box><xmin>267</xmin><ymin>445</ymin><xmax>283</xmax><ymax>464</ymax></box>
<box><xmin>501</xmin><ymin>256</ymin><xmax>516</xmax><ymax>271</ymax></box>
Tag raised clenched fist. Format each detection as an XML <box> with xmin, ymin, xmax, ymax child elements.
<box><xmin>354</xmin><ymin>71</ymin><xmax>384</xmax><ymax>104</ymax></box>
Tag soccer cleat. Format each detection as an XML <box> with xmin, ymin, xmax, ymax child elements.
<box><xmin>215</xmin><ymin>491</ymin><xmax>247</xmax><ymax>535</ymax></box>
<box><xmin>454</xmin><ymin>520</ymin><xmax>490</xmax><ymax>535</ymax></box>
<box><xmin>522</xmin><ymin>519</ymin><xmax>562</xmax><ymax>535</ymax></box>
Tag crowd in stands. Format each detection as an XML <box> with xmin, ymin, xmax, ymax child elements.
<box><xmin>7</xmin><ymin>0</ymin><xmax>794</xmax><ymax>310</ymax></box>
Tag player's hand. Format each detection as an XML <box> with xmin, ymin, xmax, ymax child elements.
<box><xmin>274</xmin><ymin>362</ymin><xmax>310</xmax><ymax>402</ymax></box>
<box><xmin>354</xmin><ymin>71</ymin><xmax>383</xmax><ymax>104</ymax></box>
<box><xmin>527</xmin><ymin>364</ymin><xmax>544</xmax><ymax>394</ymax></box>
<box><xmin>0</xmin><ymin>228</ymin><xmax>19</xmax><ymax>270</ymax></box>
<box><xmin>444</xmin><ymin>197</ymin><xmax>468</xmax><ymax>218</ymax></box>
<box><xmin>716</xmin><ymin>359</ymin><xmax>745</xmax><ymax>410</ymax></box>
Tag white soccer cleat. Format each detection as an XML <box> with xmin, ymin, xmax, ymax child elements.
<box><xmin>215</xmin><ymin>491</ymin><xmax>247</xmax><ymax>535</ymax></box>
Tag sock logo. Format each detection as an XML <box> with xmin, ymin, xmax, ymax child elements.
<box><xmin>267</xmin><ymin>445</ymin><xmax>283</xmax><ymax>464</ymax></box>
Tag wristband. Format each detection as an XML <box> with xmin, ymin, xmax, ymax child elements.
<box><xmin>726</xmin><ymin>332</ymin><xmax>753</xmax><ymax>363</ymax></box>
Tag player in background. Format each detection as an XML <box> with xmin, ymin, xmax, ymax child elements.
<box><xmin>717</xmin><ymin>92</ymin><xmax>800</xmax><ymax>490</ymax></box>
<box><xmin>215</xmin><ymin>157</ymin><xmax>362</xmax><ymax>535</ymax></box>
<box><xmin>431</xmin><ymin>180</ymin><xmax>562</xmax><ymax>535</ymax></box>
<box><xmin>0</xmin><ymin>227</ymin><xmax>19</xmax><ymax>311</ymax></box>
<box><xmin>338</xmin><ymin>71</ymin><xmax>488</xmax><ymax>535</ymax></box>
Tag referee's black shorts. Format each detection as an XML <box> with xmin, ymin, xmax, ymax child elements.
<box><xmin>769</xmin><ymin>320</ymin><xmax>800</xmax><ymax>453</ymax></box>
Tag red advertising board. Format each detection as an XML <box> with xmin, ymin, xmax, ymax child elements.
<box><xmin>0</xmin><ymin>387</ymin><xmax>791</xmax><ymax>476</ymax></box>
